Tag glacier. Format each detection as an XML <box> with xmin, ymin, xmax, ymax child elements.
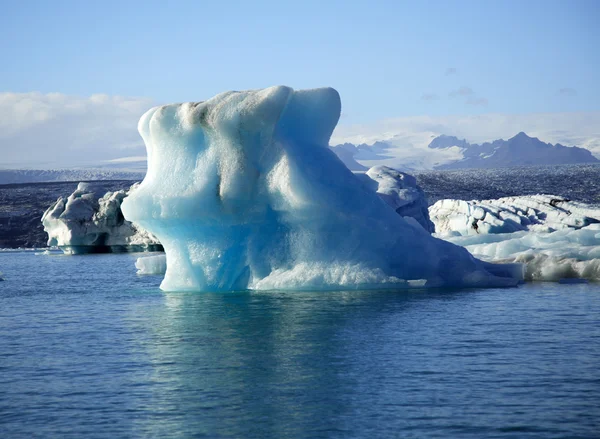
<box><xmin>42</xmin><ymin>182</ymin><xmax>162</xmax><ymax>254</ymax></box>
<box><xmin>121</xmin><ymin>86</ymin><xmax>521</xmax><ymax>291</ymax></box>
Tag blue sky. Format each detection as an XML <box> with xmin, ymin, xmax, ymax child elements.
<box><xmin>1</xmin><ymin>0</ymin><xmax>599</xmax><ymax>167</ymax></box>
<box><xmin>1</xmin><ymin>0</ymin><xmax>598</xmax><ymax>122</ymax></box>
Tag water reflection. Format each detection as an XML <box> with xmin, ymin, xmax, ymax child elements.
<box><xmin>131</xmin><ymin>289</ymin><xmax>433</xmax><ymax>438</ymax></box>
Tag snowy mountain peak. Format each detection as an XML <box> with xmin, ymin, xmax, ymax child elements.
<box><xmin>429</xmin><ymin>132</ymin><xmax>598</xmax><ymax>169</ymax></box>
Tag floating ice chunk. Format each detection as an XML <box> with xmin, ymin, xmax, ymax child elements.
<box><xmin>136</xmin><ymin>254</ymin><xmax>167</xmax><ymax>275</ymax></box>
<box><xmin>442</xmin><ymin>224</ymin><xmax>600</xmax><ymax>281</ymax></box>
<box><xmin>42</xmin><ymin>182</ymin><xmax>162</xmax><ymax>254</ymax></box>
<box><xmin>357</xmin><ymin>166</ymin><xmax>434</xmax><ymax>233</ymax></box>
<box><xmin>430</xmin><ymin>195</ymin><xmax>600</xmax><ymax>236</ymax></box>
<box><xmin>122</xmin><ymin>86</ymin><xmax>520</xmax><ymax>291</ymax></box>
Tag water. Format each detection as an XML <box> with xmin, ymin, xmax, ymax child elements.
<box><xmin>1</xmin><ymin>252</ymin><xmax>599</xmax><ymax>438</ymax></box>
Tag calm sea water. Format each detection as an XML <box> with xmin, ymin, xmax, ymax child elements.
<box><xmin>1</xmin><ymin>251</ymin><xmax>599</xmax><ymax>438</ymax></box>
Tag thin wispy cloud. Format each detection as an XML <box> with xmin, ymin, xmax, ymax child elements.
<box><xmin>449</xmin><ymin>86</ymin><xmax>474</xmax><ymax>97</ymax></box>
<box><xmin>558</xmin><ymin>88</ymin><xmax>577</xmax><ymax>96</ymax></box>
<box><xmin>445</xmin><ymin>67</ymin><xmax>457</xmax><ymax>76</ymax></box>
<box><xmin>449</xmin><ymin>86</ymin><xmax>488</xmax><ymax>106</ymax></box>
<box><xmin>466</xmin><ymin>97</ymin><xmax>489</xmax><ymax>106</ymax></box>
<box><xmin>421</xmin><ymin>93</ymin><xmax>440</xmax><ymax>101</ymax></box>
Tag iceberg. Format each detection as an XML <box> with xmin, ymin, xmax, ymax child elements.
<box><xmin>135</xmin><ymin>254</ymin><xmax>167</xmax><ymax>275</ymax></box>
<box><xmin>430</xmin><ymin>195</ymin><xmax>600</xmax><ymax>236</ymax></box>
<box><xmin>134</xmin><ymin>164</ymin><xmax>435</xmax><ymax>277</ymax></box>
<box><xmin>431</xmin><ymin>195</ymin><xmax>600</xmax><ymax>282</ymax></box>
<box><xmin>42</xmin><ymin>182</ymin><xmax>162</xmax><ymax>254</ymax></box>
<box><xmin>443</xmin><ymin>225</ymin><xmax>600</xmax><ymax>281</ymax></box>
<box><xmin>122</xmin><ymin>86</ymin><xmax>520</xmax><ymax>291</ymax></box>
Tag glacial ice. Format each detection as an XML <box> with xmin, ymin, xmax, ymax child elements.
<box><xmin>135</xmin><ymin>254</ymin><xmax>167</xmax><ymax>275</ymax></box>
<box><xmin>443</xmin><ymin>224</ymin><xmax>600</xmax><ymax>281</ymax></box>
<box><xmin>430</xmin><ymin>195</ymin><xmax>600</xmax><ymax>282</ymax></box>
<box><xmin>121</xmin><ymin>86</ymin><xmax>521</xmax><ymax>291</ymax></box>
<box><xmin>42</xmin><ymin>182</ymin><xmax>162</xmax><ymax>254</ymax></box>
<box><xmin>359</xmin><ymin>166</ymin><xmax>435</xmax><ymax>232</ymax></box>
<box><xmin>430</xmin><ymin>195</ymin><xmax>600</xmax><ymax>236</ymax></box>
<box><xmin>134</xmin><ymin>164</ymin><xmax>435</xmax><ymax>278</ymax></box>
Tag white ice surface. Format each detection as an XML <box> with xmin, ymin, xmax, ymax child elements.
<box><xmin>442</xmin><ymin>224</ymin><xmax>600</xmax><ymax>281</ymax></box>
<box><xmin>430</xmin><ymin>195</ymin><xmax>600</xmax><ymax>236</ymax></box>
<box><xmin>358</xmin><ymin>166</ymin><xmax>434</xmax><ymax>233</ymax></box>
<box><xmin>121</xmin><ymin>86</ymin><xmax>520</xmax><ymax>292</ymax></box>
<box><xmin>42</xmin><ymin>182</ymin><xmax>160</xmax><ymax>252</ymax></box>
<box><xmin>135</xmin><ymin>254</ymin><xmax>167</xmax><ymax>275</ymax></box>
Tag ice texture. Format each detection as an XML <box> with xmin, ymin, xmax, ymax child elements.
<box><xmin>134</xmin><ymin>164</ymin><xmax>435</xmax><ymax>277</ymax></box>
<box><xmin>430</xmin><ymin>195</ymin><xmax>600</xmax><ymax>236</ymax></box>
<box><xmin>135</xmin><ymin>254</ymin><xmax>167</xmax><ymax>275</ymax></box>
<box><xmin>443</xmin><ymin>224</ymin><xmax>600</xmax><ymax>281</ymax></box>
<box><xmin>42</xmin><ymin>182</ymin><xmax>162</xmax><ymax>254</ymax></box>
<box><xmin>359</xmin><ymin>166</ymin><xmax>434</xmax><ymax>232</ymax></box>
<box><xmin>121</xmin><ymin>86</ymin><xmax>520</xmax><ymax>291</ymax></box>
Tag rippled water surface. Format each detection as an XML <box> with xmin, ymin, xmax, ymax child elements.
<box><xmin>1</xmin><ymin>252</ymin><xmax>599</xmax><ymax>438</ymax></box>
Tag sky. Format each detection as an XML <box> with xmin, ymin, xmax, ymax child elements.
<box><xmin>1</xmin><ymin>0</ymin><xmax>599</xmax><ymax>167</ymax></box>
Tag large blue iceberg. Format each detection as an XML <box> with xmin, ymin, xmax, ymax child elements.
<box><xmin>121</xmin><ymin>86</ymin><xmax>520</xmax><ymax>291</ymax></box>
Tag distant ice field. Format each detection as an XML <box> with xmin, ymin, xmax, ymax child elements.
<box><xmin>414</xmin><ymin>163</ymin><xmax>600</xmax><ymax>205</ymax></box>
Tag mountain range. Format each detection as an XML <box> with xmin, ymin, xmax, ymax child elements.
<box><xmin>331</xmin><ymin>132</ymin><xmax>599</xmax><ymax>171</ymax></box>
<box><xmin>428</xmin><ymin>132</ymin><xmax>598</xmax><ymax>169</ymax></box>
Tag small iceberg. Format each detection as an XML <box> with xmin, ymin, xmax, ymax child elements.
<box><xmin>42</xmin><ymin>182</ymin><xmax>163</xmax><ymax>254</ymax></box>
<box><xmin>136</xmin><ymin>254</ymin><xmax>167</xmax><ymax>275</ymax></box>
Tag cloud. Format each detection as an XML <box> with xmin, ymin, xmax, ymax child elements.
<box><xmin>0</xmin><ymin>92</ymin><xmax>156</xmax><ymax>168</ymax></box>
<box><xmin>449</xmin><ymin>86</ymin><xmax>489</xmax><ymax>106</ymax></box>
<box><xmin>421</xmin><ymin>93</ymin><xmax>440</xmax><ymax>101</ymax></box>
<box><xmin>445</xmin><ymin>68</ymin><xmax>457</xmax><ymax>76</ymax></box>
<box><xmin>449</xmin><ymin>86</ymin><xmax>474</xmax><ymax>97</ymax></box>
<box><xmin>558</xmin><ymin>87</ymin><xmax>577</xmax><ymax>96</ymax></box>
<box><xmin>466</xmin><ymin>97</ymin><xmax>488</xmax><ymax>106</ymax></box>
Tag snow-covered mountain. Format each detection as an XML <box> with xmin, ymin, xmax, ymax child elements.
<box><xmin>331</xmin><ymin>132</ymin><xmax>598</xmax><ymax>171</ymax></box>
<box><xmin>429</xmin><ymin>132</ymin><xmax>599</xmax><ymax>169</ymax></box>
<box><xmin>330</xmin><ymin>112</ymin><xmax>600</xmax><ymax>170</ymax></box>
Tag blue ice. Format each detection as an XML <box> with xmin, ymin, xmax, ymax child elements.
<box><xmin>121</xmin><ymin>86</ymin><xmax>520</xmax><ymax>291</ymax></box>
